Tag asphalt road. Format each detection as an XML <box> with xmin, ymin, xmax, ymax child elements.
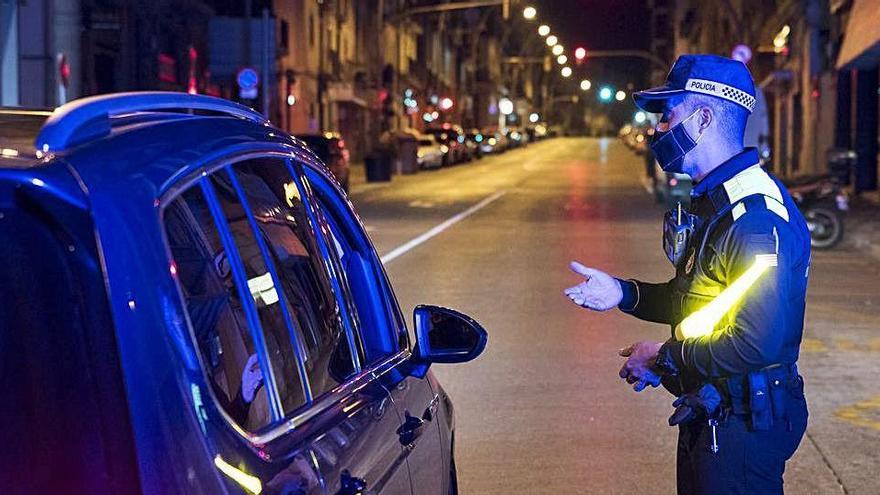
<box><xmin>349</xmin><ymin>138</ymin><xmax>879</xmax><ymax>494</ymax></box>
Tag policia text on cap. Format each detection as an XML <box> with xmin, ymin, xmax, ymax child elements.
<box><xmin>564</xmin><ymin>54</ymin><xmax>811</xmax><ymax>495</ymax></box>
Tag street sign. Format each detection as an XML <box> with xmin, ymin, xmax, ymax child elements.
<box><xmin>237</xmin><ymin>67</ymin><xmax>259</xmax><ymax>99</ymax></box>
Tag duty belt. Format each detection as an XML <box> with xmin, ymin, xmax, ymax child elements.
<box><xmin>712</xmin><ymin>363</ymin><xmax>801</xmax><ymax>430</ymax></box>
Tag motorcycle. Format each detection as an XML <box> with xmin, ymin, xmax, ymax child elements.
<box><xmin>784</xmin><ymin>175</ymin><xmax>849</xmax><ymax>249</ymax></box>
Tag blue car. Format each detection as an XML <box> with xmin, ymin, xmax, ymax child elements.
<box><xmin>0</xmin><ymin>93</ymin><xmax>487</xmax><ymax>495</ymax></box>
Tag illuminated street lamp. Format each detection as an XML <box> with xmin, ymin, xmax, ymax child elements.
<box><xmin>523</xmin><ymin>6</ymin><xmax>537</xmax><ymax>20</ymax></box>
<box><xmin>557</xmin><ymin>54</ymin><xmax>567</xmax><ymax>65</ymax></box>
<box><xmin>615</xmin><ymin>90</ymin><xmax>626</xmax><ymax>101</ymax></box>
<box><xmin>634</xmin><ymin>111</ymin><xmax>647</xmax><ymax>124</ymax></box>
<box><xmin>580</xmin><ymin>79</ymin><xmax>591</xmax><ymax>91</ymax></box>
<box><xmin>529</xmin><ymin>112</ymin><xmax>540</xmax><ymax>123</ymax></box>
<box><xmin>575</xmin><ymin>47</ymin><xmax>587</xmax><ymax>61</ymax></box>
<box><xmin>561</xmin><ymin>66</ymin><xmax>572</xmax><ymax>78</ymax></box>
<box><xmin>551</xmin><ymin>44</ymin><xmax>564</xmax><ymax>56</ymax></box>
<box><xmin>499</xmin><ymin>97</ymin><xmax>514</xmax><ymax>115</ymax></box>
<box><xmin>546</xmin><ymin>35</ymin><xmax>558</xmax><ymax>47</ymax></box>
<box><xmin>598</xmin><ymin>86</ymin><xmax>613</xmax><ymax>102</ymax></box>
<box><xmin>538</xmin><ymin>24</ymin><xmax>551</xmax><ymax>37</ymax></box>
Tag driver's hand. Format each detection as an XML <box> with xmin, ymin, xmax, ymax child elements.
<box><xmin>564</xmin><ymin>261</ymin><xmax>623</xmax><ymax>311</ymax></box>
<box><xmin>241</xmin><ymin>353</ymin><xmax>265</xmax><ymax>404</ymax></box>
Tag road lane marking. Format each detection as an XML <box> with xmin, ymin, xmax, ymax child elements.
<box><xmin>380</xmin><ymin>190</ymin><xmax>507</xmax><ymax>265</ymax></box>
<box><xmin>834</xmin><ymin>395</ymin><xmax>880</xmax><ymax>431</ymax></box>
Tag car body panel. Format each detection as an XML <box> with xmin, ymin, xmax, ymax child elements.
<box><xmin>1</xmin><ymin>102</ymin><xmax>468</xmax><ymax>494</ymax></box>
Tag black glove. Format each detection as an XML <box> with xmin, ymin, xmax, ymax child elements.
<box><xmin>668</xmin><ymin>383</ymin><xmax>722</xmax><ymax>426</ymax></box>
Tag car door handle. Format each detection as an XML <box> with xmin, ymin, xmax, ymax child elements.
<box><xmin>396</xmin><ymin>411</ymin><xmax>425</xmax><ymax>447</ymax></box>
<box><xmin>337</xmin><ymin>470</ymin><xmax>367</xmax><ymax>495</ymax></box>
<box><xmin>422</xmin><ymin>394</ymin><xmax>440</xmax><ymax>422</ymax></box>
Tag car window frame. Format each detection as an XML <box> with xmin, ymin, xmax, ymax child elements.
<box><xmin>158</xmin><ymin>146</ymin><xmax>407</xmax><ymax>447</ymax></box>
<box><xmin>299</xmin><ymin>164</ymin><xmax>411</xmax><ymax>355</ymax></box>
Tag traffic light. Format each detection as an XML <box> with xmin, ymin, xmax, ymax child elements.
<box><xmin>575</xmin><ymin>47</ymin><xmax>587</xmax><ymax>65</ymax></box>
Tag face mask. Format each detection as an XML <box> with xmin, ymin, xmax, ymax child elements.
<box><xmin>650</xmin><ymin>109</ymin><xmax>704</xmax><ymax>174</ymax></box>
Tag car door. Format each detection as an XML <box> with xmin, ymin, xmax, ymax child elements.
<box><xmin>297</xmin><ymin>165</ymin><xmax>448</xmax><ymax>495</ymax></box>
<box><xmin>163</xmin><ymin>155</ymin><xmax>413</xmax><ymax>495</ymax></box>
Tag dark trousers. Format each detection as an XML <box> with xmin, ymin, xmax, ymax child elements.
<box><xmin>676</xmin><ymin>382</ymin><xmax>808</xmax><ymax>494</ymax></box>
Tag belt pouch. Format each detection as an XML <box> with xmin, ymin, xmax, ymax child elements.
<box><xmin>748</xmin><ymin>371</ymin><xmax>773</xmax><ymax>431</ymax></box>
<box><xmin>769</xmin><ymin>371</ymin><xmax>787</xmax><ymax>421</ymax></box>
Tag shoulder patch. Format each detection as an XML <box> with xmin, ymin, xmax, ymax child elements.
<box><xmin>731</xmin><ymin>202</ymin><xmax>747</xmax><ymax>221</ymax></box>
<box><xmin>764</xmin><ymin>196</ymin><xmax>790</xmax><ymax>222</ymax></box>
<box><xmin>723</xmin><ymin>165</ymin><xmax>784</xmax><ymax>205</ymax></box>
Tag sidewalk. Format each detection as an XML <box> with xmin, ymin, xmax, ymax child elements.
<box><xmin>845</xmin><ymin>191</ymin><xmax>880</xmax><ymax>260</ymax></box>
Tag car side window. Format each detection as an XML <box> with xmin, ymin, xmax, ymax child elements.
<box><xmin>301</xmin><ymin>169</ymin><xmax>409</xmax><ymax>364</ymax></box>
<box><xmin>224</xmin><ymin>159</ymin><xmax>358</xmax><ymax>401</ymax></box>
<box><xmin>163</xmin><ymin>187</ymin><xmax>275</xmax><ymax>431</ymax></box>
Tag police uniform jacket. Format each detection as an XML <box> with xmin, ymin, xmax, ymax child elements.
<box><xmin>618</xmin><ymin>148</ymin><xmax>811</xmax><ymax>391</ymax></box>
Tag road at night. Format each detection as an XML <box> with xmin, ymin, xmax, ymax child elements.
<box><xmin>349</xmin><ymin>138</ymin><xmax>879</xmax><ymax>494</ymax></box>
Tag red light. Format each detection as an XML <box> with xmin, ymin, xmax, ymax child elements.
<box><xmin>670</xmin><ymin>178</ymin><xmax>679</xmax><ymax>187</ymax></box>
<box><xmin>337</xmin><ymin>139</ymin><xmax>345</xmax><ymax>149</ymax></box>
<box><xmin>811</xmin><ymin>89</ymin><xmax>820</xmax><ymax>99</ymax></box>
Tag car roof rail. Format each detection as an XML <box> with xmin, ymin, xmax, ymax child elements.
<box><xmin>35</xmin><ymin>91</ymin><xmax>268</xmax><ymax>153</ymax></box>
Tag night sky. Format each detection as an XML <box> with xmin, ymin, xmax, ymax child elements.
<box><xmin>537</xmin><ymin>0</ymin><xmax>652</xmax><ymax>89</ymax></box>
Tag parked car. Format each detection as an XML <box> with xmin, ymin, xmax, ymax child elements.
<box><xmin>296</xmin><ymin>131</ymin><xmax>351</xmax><ymax>191</ymax></box>
<box><xmin>505</xmin><ymin>127</ymin><xmax>526</xmax><ymax>149</ymax></box>
<box><xmin>479</xmin><ymin>128</ymin><xmax>508</xmax><ymax>154</ymax></box>
<box><xmin>425</xmin><ymin>126</ymin><xmax>468</xmax><ymax>164</ymax></box>
<box><xmin>0</xmin><ymin>93</ymin><xmax>487</xmax><ymax>495</ymax></box>
<box><xmin>463</xmin><ymin>129</ymin><xmax>483</xmax><ymax>159</ymax></box>
<box><xmin>416</xmin><ymin>135</ymin><xmax>446</xmax><ymax>169</ymax></box>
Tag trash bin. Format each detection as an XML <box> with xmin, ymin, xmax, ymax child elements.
<box><xmin>396</xmin><ymin>134</ymin><xmax>419</xmax><ymax>175</ymax></box>
<box><xmin>827</xmin><ymin>148</ymin><xmax>856</xmax><ymax>185</ymax></box>
<box><xmin>365</xmin><ymin>151</ymin><xmax>392</xmax><ymax>182</ymax></box>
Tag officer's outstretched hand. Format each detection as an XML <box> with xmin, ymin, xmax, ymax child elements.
<box><xmin>564</xmin><ymin>261</ymin><xmax>623</xmax><ymax>311</ymax></box>
<box><xmin>619</xmin><ymin>341</ymin><xmax>663</xmax><ymax>392</ymax></box>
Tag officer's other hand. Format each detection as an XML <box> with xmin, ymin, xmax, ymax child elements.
<box><xmin>564</xmin><ymin>261</ymin><xmax>623</xmax><ymax>311</ymax></box>
<box><xmin>618</xmin><ymin>341</ymin><xmax>663</xmax><ymax>392</ymax></box>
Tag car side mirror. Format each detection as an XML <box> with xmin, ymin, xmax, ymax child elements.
<box><xmin>412</xmin><ymin>305</ymin><xmax>487</xmax><ymax>364</ymax></box>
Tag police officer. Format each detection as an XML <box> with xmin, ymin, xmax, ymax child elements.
<box><xmin>564</xmin><ymin>55</ymin><xmax>811</xmax><ymax>494</ymax></box>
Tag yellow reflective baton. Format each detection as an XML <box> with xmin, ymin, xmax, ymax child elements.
<box><xmin>675</xmin><ymin>254</ymin><xmax>778</xmax><ymax>340</ymax></box>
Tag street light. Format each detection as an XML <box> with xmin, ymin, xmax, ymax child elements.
<box><xmin>538</xmin><ymin>24</ymin><xmax>550</xmax><ymax>37</ymax></box>
<box><xmin>552</xmin><ymin>44</ymin><xmax>564</xmax><ymax>56</ymax></box>
<box><xmin>615</xmin><ymin>90</ymin><xmax>626</xmax><ymax>101</ymax></box>
<box><xmin>557</xmin><ymin>54</ymin><xmax>567</xmax><ymax>65</ymax></box>
<box><xmin>546</xmin><ymin>35</ymin><xmax>558</xmax><ymax>47</ymax></box>
<box><xmin>529</xmin><ymin>112</ymin><xmax>540</xmax><ymax>123</ymax></box>
<box><xmin>499</xmin><ymin>97</ymin><xmax>514</xmax><ymax>115</ymax></box>
<box><xmin>580</xmin><ymin>79</ymin><xmax>591</xmax><ymax>91</ymax></box>
<box><xmin>599</xmin><ymin>86</ymin><xmax>613</xmax><ymax>102</ymax></box>
<box><xmin>561</xmin><ymin>66</ymin><xmax>572</xmax><ymax>78</ymax></box>
<box><xmin>523</xmin><ymin>6</ymin><xmax>537</xmax><ymax>20</ymax></box>
<box><xmin>634</xmin><ymin>111</ymin><xmax>647</xmax><ymax>124</ymax></box>
<box><xmin>575</xmin><ymin>47</ymin><xmax>587</xmax><ymax>61</ymax></box>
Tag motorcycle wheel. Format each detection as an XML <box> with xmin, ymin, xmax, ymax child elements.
<box><xmin>806</xmin><ymin>206</ymin><xmax>843</xmax><ymax>249</ymax></box>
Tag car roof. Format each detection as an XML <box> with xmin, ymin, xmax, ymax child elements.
<box><xmin>0</xmin><ymin>93</ymin><xmax>334</xmax><ymax>203</ymax></box>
